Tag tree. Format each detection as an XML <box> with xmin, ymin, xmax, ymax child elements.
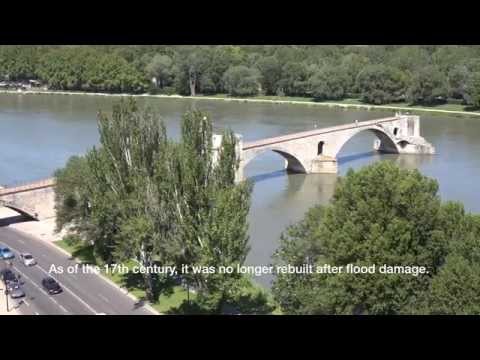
<box><xmin>389</xmin><ymin>46</ymin><xmax>430</xmax><ymax>74</ymax></box>
<box><xmin>277</xmin><ymin>61</ymin><xmax>309</xmax><ymax>97</ymax></box>
<box><xmin>145</xmin><ymin>54</ymin><xmax>174</xmax><ymax>88</ymax></box>
<box><xmin>356</xmin><ymin>64</ymin><xmax>407</xmax><ymax>104</ymax></box>
<box><xmin>357</xmin><ymin>45</ymin><xmax>392</xmax><ymax>64</ymax></box>
<box><xmin>432</xmin><ymin>46</ymin><xmax>476</xmax><ymax>74</ymax></box>
<box><xmin>308</xmin><ymin>66</ymin><xmax>348</xmax><ymax>101</ymax></box>
<box><xmin>56</xmin><ymin>99</ymin><xmax>175</xmax><ymax>301</ymax></box>
<box><xmin>54</xmin><ymin>99</ymin><xmax>260</xmax><ymax>312</ymax></box>
<box><xmin>419</xmin><ymin>213</ymin><xmax>480</xmax><ymax>314</ymax></box>
<box><xmin>82</xmin><ymin>54</ymin><xmax>146</xmax><ymax>93</ymax></box>
<box><xmin>173</xmin><ymin>47</ymin><xmax>211</xmax><ymax>96</ymax></box>
<box><xmin>0</xmin><ymin>46</ymin><xmax>43</xmax><ymax>80</ymax></box>
<box><xmin>5</xmin><ymin>45</ymin><xmax>480</xmax><ymax>103</ymax></box>
<box><xmin>54</xmin><ymin>153</ymin><xmax>122</xmax><ymax>265</ymax></box>
<box><xmin>37</xmin><ymin>47</ymin><xmax>92</xmax><ymax>90</ymax></box>
<box><xmin>447</xmin><ymin>64</ymin><xmax>470</xmax><ymax>100</ymax></box>
<box><xmin>271</xmin><ymin>205</ymin><xmax>326</xmax><ymax>314</ymax></box>
<box><xmin>339</xmin><ymin>53</ymin><xmax>370</xmax><ymax>94</ymax></box>
<box><xmin>464</xmin><ymin>71</ymin><xmax>480</xmax><ymax>108</ymax></box>
<box><xmin>256</xmin><ymin>55</ymin><xmax>283</xmax><ymax>95</ymax></box>
<box><xmin>169</xmin><ymin>110</ymin><xmax>255</xmax><ymax>313</ymax></box>
<box><xmin>54</xmin><ymin>155</ymin><xmax>94</xmax><ymax>233</ymax></box>
<box><xmin>193</xmin><ymin>179</ymin><xmax>254</xmax><ymax>313</ymax></box>
<box><xmin>272</xmin><ymin>162</ymin><xmax>457</xmax><ymax>315</ymax></box>
<box><xmin>407</xmin><ymin>66</ymin><xmax>448</xmax><ymax>105</ymax></box>
<box><xmin>198</xmin><ymin>72</ymin><xmax>217</xmax><ymax>94</ymax></box>
<box><xmin>36</xmin><ymin>47</ymin><xmax>147</xmax><ymax>93</ymax></box>
<box><xmin>222</xmin><ymin>66</ymin><xmax>260</xmax><ymax>97</ymax></box>
<box><xmin>206</xmin><ymin>46</ymin><xmax>246</xmax><ymax>93</ymax></box>
<box><xmin>91</xmin><ymin>98</ymin><xmax>175</xmax><ymax>300</ymax></box>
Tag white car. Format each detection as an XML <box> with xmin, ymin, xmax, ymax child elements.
<box><xmin>20</xmin><ymin>253</ymin><xmax>37</xmax><ymax>266</ymax></box>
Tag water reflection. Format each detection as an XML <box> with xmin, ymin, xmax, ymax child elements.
<box><xmin>249</xmin><ymin>169</ymin><xmax>286</xmax><ymax>184</ymax></box>
<box><xmin>338</xmin><ymin>151</ymin><xmax>378</xmax><ymax>165</ymax></box>
<box><xmin>394</xmin><ymin>153</ymin><xmax>435</xmax><ymax>170</ymax></box>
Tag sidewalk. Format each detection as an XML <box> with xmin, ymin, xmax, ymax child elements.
<box><xmin>0</xmin><ymin>288</ymin><xmax>19</xmax><ymax>315</ymax></box>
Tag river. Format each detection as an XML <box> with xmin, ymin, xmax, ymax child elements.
<box><xmin>1</xmin><ymin>93</ymin><xmax>480</xmax><ymax>287</ymax></box>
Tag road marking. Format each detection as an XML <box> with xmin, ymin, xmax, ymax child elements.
<box><xmin>9</xmin><ymin>265</ymin><xmax>60</xmax><ymax>311</ymax></box>
<box><xmin>34</xmin><ymin>311</ymin><xmax>39</xmax><ymax>315</ymax></box>
<box><xmin>34</xmin><ymin>261</ymin><xmax>98</xmax><ymax>314</ymax></box>
<box><xmin>23</xmin><ymin>300</ymin><xmax>30</xmax><ymax>306</ymax></box>
<box><xmin>58</xmin><ymin>304</ymin><xmax>68</xmax><ymax>313</ymax></box>
<box><xmin>98</xmin><ymin>293</ymin><xmax>110</xmax><ymax>303</ymax></box>
<box><xmin>4</xmin><ymin>242</ymin><xmax>98</xmax><ymax>314</ymax></box>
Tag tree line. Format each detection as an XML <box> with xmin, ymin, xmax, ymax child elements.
<box><xmin>1</xmin><ymin>45</ymin><xmax>480</xmax><ymax>107</ymax></box>
<box><xmin>54</xmin><ymin>98</ymin><xmax>274</xmax><ymax>314</ymax></box>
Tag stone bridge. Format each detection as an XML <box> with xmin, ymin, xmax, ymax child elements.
<box><xmin>0</xmin><ymin>178</ymin><xmax>56</xmax><ymax>221</ymax></box>
<box><xmin>213</xmin><ymin>113</ymin><xmax>435</xmax><ymax>181</ymax></box>
<box><xmin>1</xmin><ymin>114</ymin><xmax>435</xmax><ymax>217</ymax></box>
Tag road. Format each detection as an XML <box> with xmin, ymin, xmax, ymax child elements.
<box><xmin>0</xmin><ymin>227</ymin><xmax>155</xmax><ymax>315</ymax></box>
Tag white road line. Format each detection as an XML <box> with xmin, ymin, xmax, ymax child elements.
<box><xmin>23</xmin><ymin>300</ymin><xmax>30</xmax><ymax>306</ymax></box>
<box><xmin>32</xmin><ymin>260</ymin><xmax>98</xmax><ymax>315</ymax></box>
<box><xmin>98</xmin><ymin>293</ymin><xmax>110</xmax><ymax>303</ymax></box>
<box><xmin>5</xmin><ymin>242</ymin><xmax>97</xmax><ymax>315</ymax></box>
<box><xmin>34</xmin><ymin>311</ymin><xmax>40</xmax><ymax>315</ymax></box>
<box><xmin>58</xmin><ymin>304</ymin><xmax>68</xmax><ymax>313</ymax></box>
<box><xmin>9</xmin><ymin>265</ymin><xmax>58</xmax><ymax>308</ymax></box>
<box><xmin>50</xmin><ymin>297</ymin><xmax>59</xmax><ymax>306</ymax></box>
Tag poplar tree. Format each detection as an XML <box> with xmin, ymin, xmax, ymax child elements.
<box><xmin>82</xmin><ymin>98</ymin><xmax>175</xmax><ymax>301</ymax></box>
<box><xmin>170</xmin><ymin>110</ymin><xmax>253</xmax><ymax>312</ymax></box>
<box><xmin>55</xmin><ymin>100</ymin><xmax>254</xmax><ymax>309</ymax></box>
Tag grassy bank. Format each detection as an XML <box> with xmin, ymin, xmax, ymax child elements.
<box><xmin>54</xmin><ymin>239</ymin><xmax>279</xmax><ymax>314</ymax></box>
<box><xmin>55</xmin><ymin>239</ymin><xmax>194</xmax><ymax>314</ymax></box>
<box><xmin>206</xmin><ymin>94</ymin><xmax>480</xmax><ymax>118</ymax></box>
<box><xmin>2</xmin><ymin>89</ymin><xmax>480</xmax><ymax>118</ymax></box>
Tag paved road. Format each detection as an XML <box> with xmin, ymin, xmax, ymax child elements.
<box><xmin>0</xmin><ymin>227</ymin><xmax>155</xmax><ymax>315</ymax></box>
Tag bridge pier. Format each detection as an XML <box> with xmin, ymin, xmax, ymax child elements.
<box><xmin>309</xmin><ymin>156</ymin><xmax>338</xmax><ymax>174</ymax></box>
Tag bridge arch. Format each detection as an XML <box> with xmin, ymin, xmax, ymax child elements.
<box><xmin>243</xmin><ymin>146</ymin><xmax>308</xmax><ymax>174</ymax></box>
<box><xmin>329</xmin><ymin>125</ymin><xmax>400</xmax><ymax>158</ymax></box>
<box><xmin>1</xmin><ymin>203</ymin><xmax>38</xmax><ymax>221</ymax></box>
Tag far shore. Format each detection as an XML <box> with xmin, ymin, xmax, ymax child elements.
<box><xmin>2</xmin><ymin>89</ymin><xmax>480</xmax><ymax>118</ymax></box>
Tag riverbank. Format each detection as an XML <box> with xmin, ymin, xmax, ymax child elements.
<box><xmin>2</xmin><ymin>89</ymin><xmax>480</xmax><ymax>118</ymax></box>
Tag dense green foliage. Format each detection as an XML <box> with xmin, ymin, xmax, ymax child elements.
<box><xmin>222</xmin><ymin>66</ymin><xmax>260</xmax><ymax>96</ymax></box>
<box><xmin>2</xmin><ymin>45</ymin><xmax>480</xmax><ymax>107</ymax></box>
<box><xmin>465</xmin><ymin>72</ymin><xmax>480</xmax><ymax>108</ymax></box>
<box><xmin>421</xmin><ymin>217</ymin><xmax>480</xmax><ymax>314</ymax></box>
<box><xmin>34</xmin><ymin>47</ymin><xmax>146</xmax><ymax>93</ymax></box>
<box><xmin>356</xmin><ymin>65</ymin><xmax>407</xmax><ymax>104</ymax></box>
<box><xmin>272</xmin><ymin>162</ymin><xmax>480</xmax><ymax>315</ymax></box>
<box><xmin>406</xmin><ymin>66</ymin><xmax>448</xmax><ymax>105</ymax></box>
<box><xmin>54</xmin><ymin>98</ymin><xmax>272</xmax><ymax>313</ymax></box>
<box><xmin>309</xmin><ymin>65</ymin><xmax>348</xmax><ymax>100</ymax></box>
